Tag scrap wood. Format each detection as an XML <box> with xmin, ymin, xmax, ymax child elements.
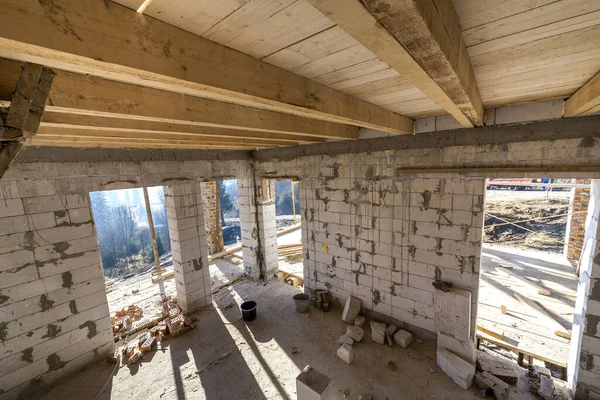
<box><xmin>513</xmin><ymin>293</ymin><xmax>571</xmax><ymax>340</ymax></box>
<box><xmin>151</xmin><ymin>269</ymin><xmax>174</xmax><ymax>283</ymax></box>
<box><xmin>195</xmin><ymin>350</ymin><xmax>233</xmax><ymax>375</ymax></box>
<box><xmin>214</xmin><ymin>276</ymin><xmax>243</xmax><ymax>291</ymax></box>
<box><xmin>477</xmin><ymin>324</ymin><xmax>504</xmax><ymax>340</ymax></box>
<box><xmin>496</xmin><ymin>267</ymin><xmax>551</xmax><ymax>296</ymax></box>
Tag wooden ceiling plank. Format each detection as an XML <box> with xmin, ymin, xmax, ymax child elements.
<box><xmin>306</xmin><ymin>0</ymin><xmax>481</xmax><ymax>127</ymax></box>
<box><xmin>36</xmin><ymin>126</ymin><xmax>302</xmax><ymax>146</ymax></box>
<box><xmin>28</xmin><ymin>137</ymin><xmax>270</xmax><ymax>150</ymax></box>
<box><xmin>0</xmin><ymin>0</ymin><xmax>413</xmax><ymax>134</ymax></box>
<box><xmin>564</xmin><ymin>70</ymin><xmax>600</xmax><ymax>117</ymax></box>
<box><xmin>39</xmin><ymin>118</ymin><xmax>323</xmax><ymax>143</ymax></box>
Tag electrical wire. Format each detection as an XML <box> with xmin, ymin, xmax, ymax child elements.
<box><xmin>93</xmin><ymin>360</ymin><xmax>120</xmax><ymax>400</ymax></box>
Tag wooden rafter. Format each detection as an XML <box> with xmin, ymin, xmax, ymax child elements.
<box><xmin>1</xmin><ymin>63</ymin><xmax>54</xmax><ymax>178</ymax></box>
<box><xmin>307</xmin><ymin>0</ymin><xmax>484</xmax><ymax>127</ymax></box>
<box><xmin>0</xmin><ymin>0</ymin><xmax>413</xmax><ymax>134</ymax></box>
<box><xmin>564</xmin><ymin>70</ymin><xmax>600</xmax><ymax>117</ymax></box>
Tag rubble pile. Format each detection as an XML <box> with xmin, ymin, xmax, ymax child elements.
<box><xmin>107</xmin><ymin>295</ymin><xmax>197</xmax><ymax>366</ymax></box>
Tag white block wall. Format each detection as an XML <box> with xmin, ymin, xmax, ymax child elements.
<box><xmin>0</xmin><ymin>182</ymin><xmax>112</xmax><ymax>400</ymax></box>
<box><xmin>164</xmin><ymin>182</ymin><xmax>211</xmax><ymax>311</ymax></box>
<box><xmin>298</xmin><ymin>162</ymin><xmax>484</xmax><ymax>336</ymax></box>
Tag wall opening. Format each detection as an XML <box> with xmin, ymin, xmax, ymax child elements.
<box><xmin>89</xmin><ymin>186</ymin><xmax>176</xmax><ymax>323</ymax></box>
<box><xmin>274</xmin><ymin>179</ymin><xmax>303</xmax><ymax>284</ymax></box>
<box><xmin>475</xmin><ymin>178</ymin><xmax>589</xmax><ymax>383</ymax></box>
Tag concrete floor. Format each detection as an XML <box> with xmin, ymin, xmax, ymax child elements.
<box><xmin>38</xmin><ymin>278</ymin><xmax>481</xmax><ymax>400</ymax></box>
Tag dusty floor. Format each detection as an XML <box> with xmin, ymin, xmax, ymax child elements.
<box><xmin>478</xmin><ymin>244</ymin><xmax>577</xmax><ymax>368</ymax></box>
<box><xmin>39</xmin><ymin>278</ymin><xmax>485</xmax><ymax>400</ymax></box>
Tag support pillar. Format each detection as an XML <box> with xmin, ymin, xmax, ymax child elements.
<box><xmin>164</xmin><ymin>182</ymin><xmax>211</xmax><ymax>311</ymax></box>
<box><xmin>568</xmin><ymin>179</ymin><xmax>600</xmax><ymax>399</ymax></box>
<box><xmin>200</xmin><ymin>181</ymin><xmax>224</xmax><ymax>255</ymax></box>
<box><xmin>237</xmin><ymin>177</ymin><xmax>278</xmax><ymax>280</ymax></box>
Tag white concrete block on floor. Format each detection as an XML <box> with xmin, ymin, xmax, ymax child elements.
<box><xmin>296</xmin><ymin>365</ymin><xmax>332</xmax><ymax>400</ymax></box>
<box><xmin>337</xmin><ymin>344</ymin><xmax>354</xmax><ymax>364</ymax></box>
<box><xmin>437</xmin><ymin>348</ymin><xmax>475</xmax><ymax>390</ymax></box>
<box><xmin>371</xmin><ymin>321</ymin><xmax>386</xmax><ymax>344</ymax></box>
<box><xmin>394</xmin><ymin>330</ymin><xmax>412</xmax><ymax>348</ymax></box>
<box><xmin>437</xmin><ymin>332</ymin><xmax>475</xmax><ymax>364</ymax></box>
<box><xmin>342</xmin><ymin>296</ymin><xmax>361</xmax><ymax>324</ymax></box>
<box><xmin>346</xmin><ymin>326</ymin><xmax>364</xmax><ymax>342</ymax></box>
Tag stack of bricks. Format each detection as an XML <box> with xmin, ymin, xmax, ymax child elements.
<box><xmin>0</xmin><ymin>180</ymin><xmax>113</xmax><ymax>399</ymax></box>
<box><xmin>567</xmin><ymin>179</ymin><xmax>590</xmax><ymax>261</ymax></box>
<box><xmin>200</xmin><ymin>181</ymin><xmax>224</xmax><ymax>255</ymax></box>
<box><xmin>164</xmin><ymin>182</ymin><xmax>211</xmax><ymax>312</ymax></box>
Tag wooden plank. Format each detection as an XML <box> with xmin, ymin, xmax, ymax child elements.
<box><xmin>477</xmin><ymin>330</ymin><xmax>567</xmax><ymax>368</ymax></box>
<box><xmin>35</xmin><ymin>128</ymin><xmax>305</xmax><ymax>147</ymax></box>
<box><xmin>26</xmin><ymin>137</ymin><xmax>267</xmax><ymax>150</ymax></box>
<box><xmin>513</xmin><ymin>293</ymin><xmax>571</xmax><ymax>340</ymax></box>
<box><xmin>0</xmin><ymin>0</ymin><xmax>413</xmax><ymax>134</ymax></box>
<box><xmin>564</xmin><ymin>71</ymin><xmax>600</xmax><ymax>117</ymax></box>
<box><xmin>39</xmin><ymin>118</ymin><xmax>324</xmax><ymax>144</ymax></box>
<box><xmin>306</xmin><ymin>0</ymin><xmax>480</xmax><ymax>128</ymax></box>
<box><xmin>495</xmin><ymin>267</ymin><xmax>551</xmax><ymax>296</ymax></box>
<box><xmin>476</xmin><ymin>324</ymin><xmax>504</xmax><ymax>340</ymax></box>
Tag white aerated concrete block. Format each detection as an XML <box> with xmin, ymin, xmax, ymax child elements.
<box><xmin>386</xmin><ymin>325</ymin><xmax>398</xmax><ymax>346</ymax></box>
<box><xmin>437</xmin><ymin>332</ymin><xmax>476</xmax><ymax>364</ymax></box>
<box><xmin>355</xmin><ymin>315</ymin><xmax>365</xmax><ymax>327</ymax></box>
<box><xmin>437</xmin><ymin>348</ymin><xmax>475</xmax><ymax>390</ymax></box>
<box><xmin>346</xmin><ymin>326</ymin><xmax>364</xmax><ymax>342</ymax></box>
<box><xmin>434</xmin><ymin>287</ymin><xmax>471</xmax><ymax>341</ymax></box>
<box><xmin>394</xmin><ymin>330</ymin><xmax>413</xmax><ymax>348</ymax></box>
<box><xmin>339</xmin><ymin>335</ymin><xmax>354</xmax><ymax>346</ymax></box>
<box><xmin>342</xmin><ymin>296</ymin><xmax>361</xmax><ymax>324</ymax></box>
<box><xmin>337</xmin><ymin>344</ymin><xmax>354</xmax><ymax>364</ymax></box>
<box><xmin>296</xmin><ymin>365</ymin><xmax>332</xmax><ymax>400</ymax></box>
<box><xmin>371</xmin><ymin>322</ymin><xmax>387</xmax><ymax>344</ymax></box>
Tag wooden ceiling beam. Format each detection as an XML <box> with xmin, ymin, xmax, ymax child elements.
<box><xmin>35</xmin><ymin>127</ymin><xmax>301</xmax><ymax>147</ymax></box>
<box><xmin>307</xmin><ymin>0</ymin><xmax>484</xmax><ymax>128</ymax></box>
<box><xmin>0</xmin><ymin>0</ymin><xmax>413</xmax><ymax>134</ymax></box>
<box><xmin>38</xmin><ymin>120</ymin><xmax>323</xmax><ymax>144</ymax></box>
<box><xmin>27</xmin><ymin>137</ymin><xmax>270</xmax><ymax>150</ymax></box>
<box><xmin>564</xmin><ymin>70</ymin><xmax>600</xmax><ymax>117</ymax></box>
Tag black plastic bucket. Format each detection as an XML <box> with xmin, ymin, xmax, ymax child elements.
<box><xmin>240</xmin><ymin>300</ymin><xmax>257</xmax><ymax>321</ymax></box>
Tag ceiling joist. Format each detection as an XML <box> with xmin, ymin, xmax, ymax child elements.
<box><xmin>307</xmin><ymin>0</ymin><xmax>484</xmax><ymax>127</ymax></box>
<box><xmin>564</xmin><ymin>70</ymin><xmax>600</xmax><ymax>117</ymax></box>
<box><xmin>0</xmin><ymin>0</ymin><xmax>413</xmax><ymax>134</ymax></box>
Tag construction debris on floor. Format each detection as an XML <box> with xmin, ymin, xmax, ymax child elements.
<box><xmin>108</xmin><ymin>294</ymin><xmax>196</xmax><ymax>366</ymax></box>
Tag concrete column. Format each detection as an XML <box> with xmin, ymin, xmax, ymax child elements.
<box><xmin>566</xmin><ymin>179</ymin><xmax>591</xmax><ymax>261</ymax></box>
<box><xmin>0</xmin><ymin>181</ymin><xmax>112</xmax><ymax>399</ymax></box>
<box><xmin>164</xmin><ymin>182</ymin><xmax>211</xmax><ymax>312</ymax></box>
<box><xmin>200</xmin><ymin>181</ymin><xmax>224</xmax><ymax>255</ymax></box>
<box><xmin>237</xmin><ymin>177</ymin><xmax>278</xmax><ymax>280</ymax></box>
<box><xmin>568</xmin><ymin>179</ymin><xmax>600</xmax><ymax>399</ymax></box>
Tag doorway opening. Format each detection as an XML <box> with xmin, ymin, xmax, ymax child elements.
<box><xmin>274</xmin><ymin>179</ymin><xmax>303</xmax><ymax>281</ymax></box>
<box><xmin>476</xmin><ymin>178</ymin><xmax>590</xmax><ymax>381</ymax></box>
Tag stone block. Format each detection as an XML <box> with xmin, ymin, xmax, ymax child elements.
<box><xmin>346</xmin><ymin>325</ymin><xmax>364</xmax><ymax>342</ymax></box>
<box><xmin>296</xmin><ymin>365</ymin><xmax>332</xmax><ymax>400</ymax></box>
<box><xmin>437</xmin><ymin>332</ymin><xmax>476</xmax><ymax>364</ymax></box>
<box><xmin>437</xmin><ymin>348</ymin><xmax>475</xmax><ymax>390</ymax></box>
<box><xmin>338</xmin><ymin>335</ymin><xmax>354</xmax><ymax>346</ymax></box>
<box><xmin>394</xmin><ymin>330</ymin><xmax>413</xmax><ymax>348</ymax></box>
<box><xmin>385</xmin><ymin>325</ymin><xmax>398</xmax><ymax>346</ymax></box>
<box><xmin>538</xmin><ymin>375</ymin><xmax>554</xmax><ymax>400</ymax></box>
<box><xmin>355</xmin><ymin>315</ymin><xmax>365</xmax><ymax>327</ymax></box>
<box><xmin>342</xmin><ymin>296</ymin><xmax>361</xmax><ymax>324</ymax></box>
<box><xmin>337</xmin><ymin>344</ymin><xmax>354</xmax><ymax>364</ymax></box>
<box><xmin>371</xmin><ymin>321</ymin><xmax>387</xmax><ymax>344</ymax></box>
<box><xmin>434</xmin><ymin>287</ymin><xmax>471</xmax><ymax>341</ymax></box>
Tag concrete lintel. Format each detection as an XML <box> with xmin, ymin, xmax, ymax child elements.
<box><xmin>253</xmin><ymin>115</ymin><xmax>600</xmax><ymax>163</ymax></box>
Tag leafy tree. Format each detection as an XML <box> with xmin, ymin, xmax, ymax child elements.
<box><xmin>219</xmin><ymin>180</ymin><xmax>235</xmax><ymax>224</ymax></box>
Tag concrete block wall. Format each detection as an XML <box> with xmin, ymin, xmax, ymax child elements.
<box><xmin>0</xmin><ymin>181</ymin><xmax>112</xmax><ymax>400</ymax></box>
<box><xmin>200</xmin><ymin>181</ymin><xmax>224</xmax><ymax>255</ymax></box>
<box><xmin>569</xmin><ymin>180</ymin><xmax>600</xmax><ymax>399</ymax></box>
<box><xmin>164</xmin><ymin>182</ymin><xmax>211</xmax><ymax>311</ymax></box>
<box><xmin>237</xmin><ymin>177</ymin><xmax>279</xmax><ymax>280</ymax></box>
